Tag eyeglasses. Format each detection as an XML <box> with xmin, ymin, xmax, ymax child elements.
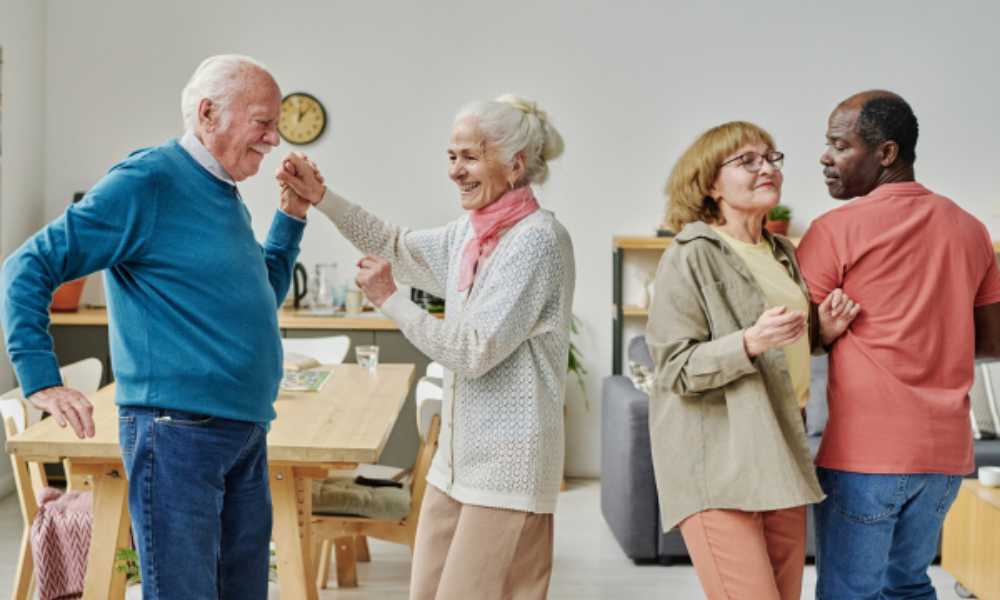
<box><xmin>720</xmin><ymin>150</ymin><xmax>785</xmax><ymax>173</ymax></box>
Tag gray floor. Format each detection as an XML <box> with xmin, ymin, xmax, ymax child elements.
<box><xmin>0</xmin><ymin>480</ymin><xmax>964</xmax><ymax>599</ymax></box>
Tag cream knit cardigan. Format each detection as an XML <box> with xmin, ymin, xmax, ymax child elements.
<box><xmin>316</xmin><ymin>190</ymin><xmax>575</xmax><ymax>513</ymax></box>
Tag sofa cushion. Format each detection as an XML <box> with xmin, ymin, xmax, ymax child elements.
<box><xmin>806</xmin><ymin>356</ymin><xmax>830</xmax><ymax>436</ymax></box>
<box><xmin>627</xmin><ymin>336</ymin><xmax>655</xmax><ymax>394</ymax></box>
<box><xmin>629</xmin><ymin>335</ymin><xmax>654</xmax><ymax>370</ymax></box>
<box><xmin>971</xmin><ymin>362</ymin><xmax>998</xmax><ymax>439</ymax></box>
<box><xmin>312</xmin><ymin>477</ymin><xmax>410</xmax><ymax>520</ymax></box>
<box><xmin>975</xmin><ymin>439</ymin><xmax>1000</xmax><ymax>470</ymax></box>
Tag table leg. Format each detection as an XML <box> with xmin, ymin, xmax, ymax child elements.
<box><xmin>78</xmin><ymin>462</ymin><xmax>130</xmax><ymax>600</ymax></box>
<box><xmin>334</xmin><ymin>536</ymin><xmax>358</xmax><ymax>588</ymax></box>
<box><xmin>270</xmin><ymin>465</ymin><xmax>319</xmax><ymax>600</ymax></box>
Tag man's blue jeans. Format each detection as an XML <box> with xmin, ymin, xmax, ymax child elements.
<box><xmin>118</xmin><ymin>406</ymin><xmax>272</xmax><ymax>600</ymax></box>
<box><xmin>814</xmin><ymin>467</ymin><xmax>962</xmax><ymax>600</ymax></box>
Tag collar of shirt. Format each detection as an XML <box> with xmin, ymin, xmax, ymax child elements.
<box><xmin>179</xmin><ymin>130</ymin><xmax>236</xmax><ymax>186</ymax></box>
<box><xmin>177</xmin><ymin>130</ymin><xmax>307</xmax><ymax>223</ymax></box>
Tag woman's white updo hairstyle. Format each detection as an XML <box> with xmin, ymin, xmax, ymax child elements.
<box><xmin>455</xmin><ymin>94</ymin><xmax>565</xmax><ymax>185</ymax></box>
<box><xmin>180</xmin><ymin>54</ymin><xmax>272</xmax><ymax>131</ymax></box>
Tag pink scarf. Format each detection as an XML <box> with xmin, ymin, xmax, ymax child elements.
<box><xmin>458</xmin><ymin>186</ymin><xmax>539</xmax><ymax>292</ymax></box>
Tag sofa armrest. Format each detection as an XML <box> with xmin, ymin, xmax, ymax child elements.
<box><xmin>600</xmin><ymin>375</ymin><xmax>659</xmax><ymax>560</ymax></box>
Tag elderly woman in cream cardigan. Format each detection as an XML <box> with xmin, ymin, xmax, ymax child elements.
<box><xmin>277</xmin><ymin>95</ymin><xmax>575</xmax><ymax>600</ymax></box>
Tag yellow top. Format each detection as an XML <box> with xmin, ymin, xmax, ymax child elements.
<box><xmin>715</xmin><ymin>228</ymin><xmax>810</xmax><ymax>409</ymax></box>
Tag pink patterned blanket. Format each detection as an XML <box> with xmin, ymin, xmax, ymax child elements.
<box><xmin>30</xmin><ymin>487</ymin><xmax>93</xmax><ymax>600</ymax></box>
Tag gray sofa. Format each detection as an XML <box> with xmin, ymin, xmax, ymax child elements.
<box><xmin>601</xmin><ymin>335</ymin><xmax>1000</xmax><ymax>564</ymax></box>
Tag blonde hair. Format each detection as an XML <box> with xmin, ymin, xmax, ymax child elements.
<box><xmin>455</xmin><ymin>94</ymin><xmax>565</xmax><ymax>185</ymax></box>
<box><xmin>664</xmin><ymin>121</ymin><xmax>776</xmax><ymax>232</ymax></box>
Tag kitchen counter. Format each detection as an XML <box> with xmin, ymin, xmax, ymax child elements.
<box><xmin>49</xmin><ymin>306</ymin><xmax>401</xmax><ymax>330</ymax></box>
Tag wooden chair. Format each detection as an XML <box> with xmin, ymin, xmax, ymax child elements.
<box><xmin>311</xmin><ymin>366</ymin><xmax>443</xmax><ymax>588</ymax></box>
<box><xmin>1</xmin><ymin>357</ymin><xmax>104</xmax><ymax>599</ymax></box>
<box><xmin>2</xmin><ymin>397</ymin><xmax>43</xmax><ymax>600</ymax></box>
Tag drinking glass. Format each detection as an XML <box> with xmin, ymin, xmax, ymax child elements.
<box><xmin>355</xmin><ymin>345</ymin><xmax>379</xmax><ymax>375</ymax></box>
<box><xmin>311</xmin><ymin>262</ymin><xmax>339</xmax><ymax>315</ymax></box>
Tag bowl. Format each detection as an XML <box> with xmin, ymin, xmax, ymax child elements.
<box><xmin>979</xmin><ymin>466</ymin><xmax>1000</xmax><ymax>487</ymax></box>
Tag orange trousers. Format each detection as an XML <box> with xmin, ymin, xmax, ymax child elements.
<box><xmin>679</xmin><ymin>506</ymin><xmax>807</xmax><ymax>600</ymax></box>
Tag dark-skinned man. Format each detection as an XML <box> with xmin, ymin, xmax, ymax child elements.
<box><xmin>797</xmin><ymin>90</ymin><xmax>1000</xmax><ymax>600</ymax></box>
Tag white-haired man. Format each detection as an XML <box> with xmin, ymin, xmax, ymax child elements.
<box><xmin>0</xmin><ymin>54</ymin><xmax>309</xmax><ymax>597</ymax></box>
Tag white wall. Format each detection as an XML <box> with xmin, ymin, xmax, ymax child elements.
<box><xmin>0</xmin><ymin>0</ymin><xmax>46</xmax><ymax>497</ymax></box>
<box><xmin>39</xmin><ymin>0</ymin><xmax>1000</xmax><ymax>477</ymax></box>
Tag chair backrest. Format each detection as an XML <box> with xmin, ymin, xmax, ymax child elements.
<box><xmin>415</xmin><ymin>376</ymin><xmax>443</xmax><ymax>442</ymax></box>
<box><xmin>425</xmin><ymin>362</ymin><xmax>445</xmax><ymax>379</ymax></box>
<box><xmin>0</xmin><ymin>397</ymin><xmax>28</xmax><ymax>435</ymax></box>
<box><xmin>282</xmin><ymin>336</ymin><xmax>351</xmax><ymax>365</ymax></box>
<box><xmin>406</xmin><ymin>398</ymin><xmax>441</xmax><ymax>525</ymax></box>
<box><xmin>3</xmin><ymin>400</ymin><xmax>43</xmax><ymax>530</ymax></box>
<box><xmin>60</xmin><ymin>357</ymin><xmax>103</xmax><ymax>394</ymax></box>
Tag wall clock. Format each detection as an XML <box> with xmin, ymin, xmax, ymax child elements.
<box><xmin>278</xmin><ymin>92</ymin><xmax>327</xmax><ymax>145</ymax></box>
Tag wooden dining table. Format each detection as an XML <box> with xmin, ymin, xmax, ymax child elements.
<box><xmin>5</xmin><ymin>362</ymin><xmax>415</xmax><ymax>600</ymax></box>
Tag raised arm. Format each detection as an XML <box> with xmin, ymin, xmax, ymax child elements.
<box><xmin>277</xmin><ymin>154</ymin><xmax>451</xmax><ymax>297</ymax></box>
<box><xmin>256</xmin><ymin>207</ymin><xmax>305</xmax><ymax>307</ymax></box>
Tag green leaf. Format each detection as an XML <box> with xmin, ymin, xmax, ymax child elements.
<box><xmin>567</xmin><ymin>315</ymin><xmax>589</xmax><ymax>410</ymax></box>
<box><xmin>768</xmin><ymin>204</ymin><xmax>791</xmax><ymax>221</ymax></box>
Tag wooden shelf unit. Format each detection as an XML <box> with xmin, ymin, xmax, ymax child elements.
<box><xmin>621</xmin><ymin>305</ymin><xmax>650</xmax><ymax>318</ymax></box>
<box><xmin>612</xmin><ymin>236</ymin><xmax>673</xmax><ymax>374</ymax></box>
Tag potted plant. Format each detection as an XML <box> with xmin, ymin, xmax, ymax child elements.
<box><xmin>766</xmin><ymin>204</ymin><xmax>792</xmax><ymax>236</ymax></box>
<box><xmin>568</xmin><ymin>316</ymin><xmax>588</xmax><ymax>409</ymax></box>
<box><xmin>51</xmin><ymin>191</ymin><xmax>89</xmax><ymax>312</ymax></box>
<box><xmin>51</xmin><ymin>278</ymin><xmax>87</xmax><ymax>312</ymax></box>
<box><xmin>115</xmin><ymin>548</ymin><xmax>143</xmax><ymax>598</ymax></box>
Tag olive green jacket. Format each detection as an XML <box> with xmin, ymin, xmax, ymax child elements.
<box><xmin>646</xmin><ymin>221</ymin><xmax>824</xmax><ymax>531</ymax></box>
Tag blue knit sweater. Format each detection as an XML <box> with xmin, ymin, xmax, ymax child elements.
<box><xmin>1</xmin><ymin>140</ymin><xmax>303</xmax><ymax>423</ymax></box>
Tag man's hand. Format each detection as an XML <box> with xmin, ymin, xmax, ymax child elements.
<box><xmin>28</xmin><ymin>386</ymin><xmax>95</xmax><ymax>439</ymax></box>
<box><xmin>275</xmin><ymin>152</ymin><xmax>326</xmax><ymax>206</ymax></box>
<box><xmin>279</xmin><ymin>182</ymin><xmax>312</xmax><ymax>219</ymax></box>
<box><xmin>744</xmin><ymin>306</ymin><xmax>807</xmax><ymax>358</ymax></box>
<box><xmin>818</xmin><ymin>288</ymin><xmax>861</xmax><ymax>347</ymax></box>
<box><xmin>356</xmin><ymin>255</ymin><xmax>397</xmax><ymax>307</ymax></box>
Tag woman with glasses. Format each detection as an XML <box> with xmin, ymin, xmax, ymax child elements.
<box><xmin>646</xmin><ymin>121</ymin><xmax>859</xmax><ymax>599</ymax></box>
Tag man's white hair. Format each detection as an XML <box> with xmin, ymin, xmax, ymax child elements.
<box><xmin>180</xmin><ymin>54</ymin><xmax>273</xmax><ymax>131</ymax></box>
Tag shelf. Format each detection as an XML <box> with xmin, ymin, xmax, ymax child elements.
<box><xmin>613</xmin><ymin>236</ymin><xmax>673</xmax><ymax>251</ymax></box>
<box><xmin>50</xmin><ymin>306</ymin><xmax>403</xmax><ymax>331</ymax></box>
<box><xmin>621</xmin><ymin>305</ymin><xmax>649</xmax><ymax>317</ymax></box>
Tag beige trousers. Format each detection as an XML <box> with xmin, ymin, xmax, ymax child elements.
<box><xmin>409</xmin><ymin>484</ymin><xmax>554</xmax><ymax>600</ymax></box>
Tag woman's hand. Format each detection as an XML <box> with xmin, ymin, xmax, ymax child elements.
<box><xmin>743</xmin><ymin>306</ymin><xmax>807</xmax><ymax>357</ymax></box>
<box><xmin>275</xmin><ymin>152</ymin><xmax>326</xmax><ymax>205</ymax></box>
<box><xmin>819</xmin><ymin>288</ymin><xmax>860</xmax><ymax>347</ymax></box>
<box><xmin>356</xmin><ymin>255</ymin><xmax>397</xmax><ymax>307</ymax></box>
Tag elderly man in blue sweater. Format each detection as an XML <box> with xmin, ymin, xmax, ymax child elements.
<box><xmin>0</xmin><ymin>54</ymin><xmax>311</xmax><ymax>598</ymax></box>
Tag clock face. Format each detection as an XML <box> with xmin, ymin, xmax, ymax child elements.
<box><xmin>278</xmin><ymin>93</ymin><xmax>327</xmax><ymax>145</ymax></box>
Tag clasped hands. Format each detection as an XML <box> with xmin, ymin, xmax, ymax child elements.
<box><xmin>744</xmin><ymin>288</ymin><xmax>861</xmax><ymax>358</ymax></box>
<box><xmin>275</xmin><ymin>153</ymin><xmax>397</xmax><ymax>308</ymax></box>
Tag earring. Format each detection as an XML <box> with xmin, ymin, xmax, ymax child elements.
<box><xmin>508</xmin><ymin>180</ymin><xmax>515</xmax><ymax>190</ymax></box>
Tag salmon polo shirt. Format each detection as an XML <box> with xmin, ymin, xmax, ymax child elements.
<box><xmin>797</xmin><ymin>182</ymin><xmax>1000</xmax><ymax>475</ymax></box>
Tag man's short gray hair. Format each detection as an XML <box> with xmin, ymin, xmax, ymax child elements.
<box><xmin>180</xmin><ymin>54</ymin><xmax>273</xmax><ymax>131</ymax></box>
<box><xmin>455</xmin><ymin>95</ymin><xmax>565</xmax><ymax>186</ymax></box>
